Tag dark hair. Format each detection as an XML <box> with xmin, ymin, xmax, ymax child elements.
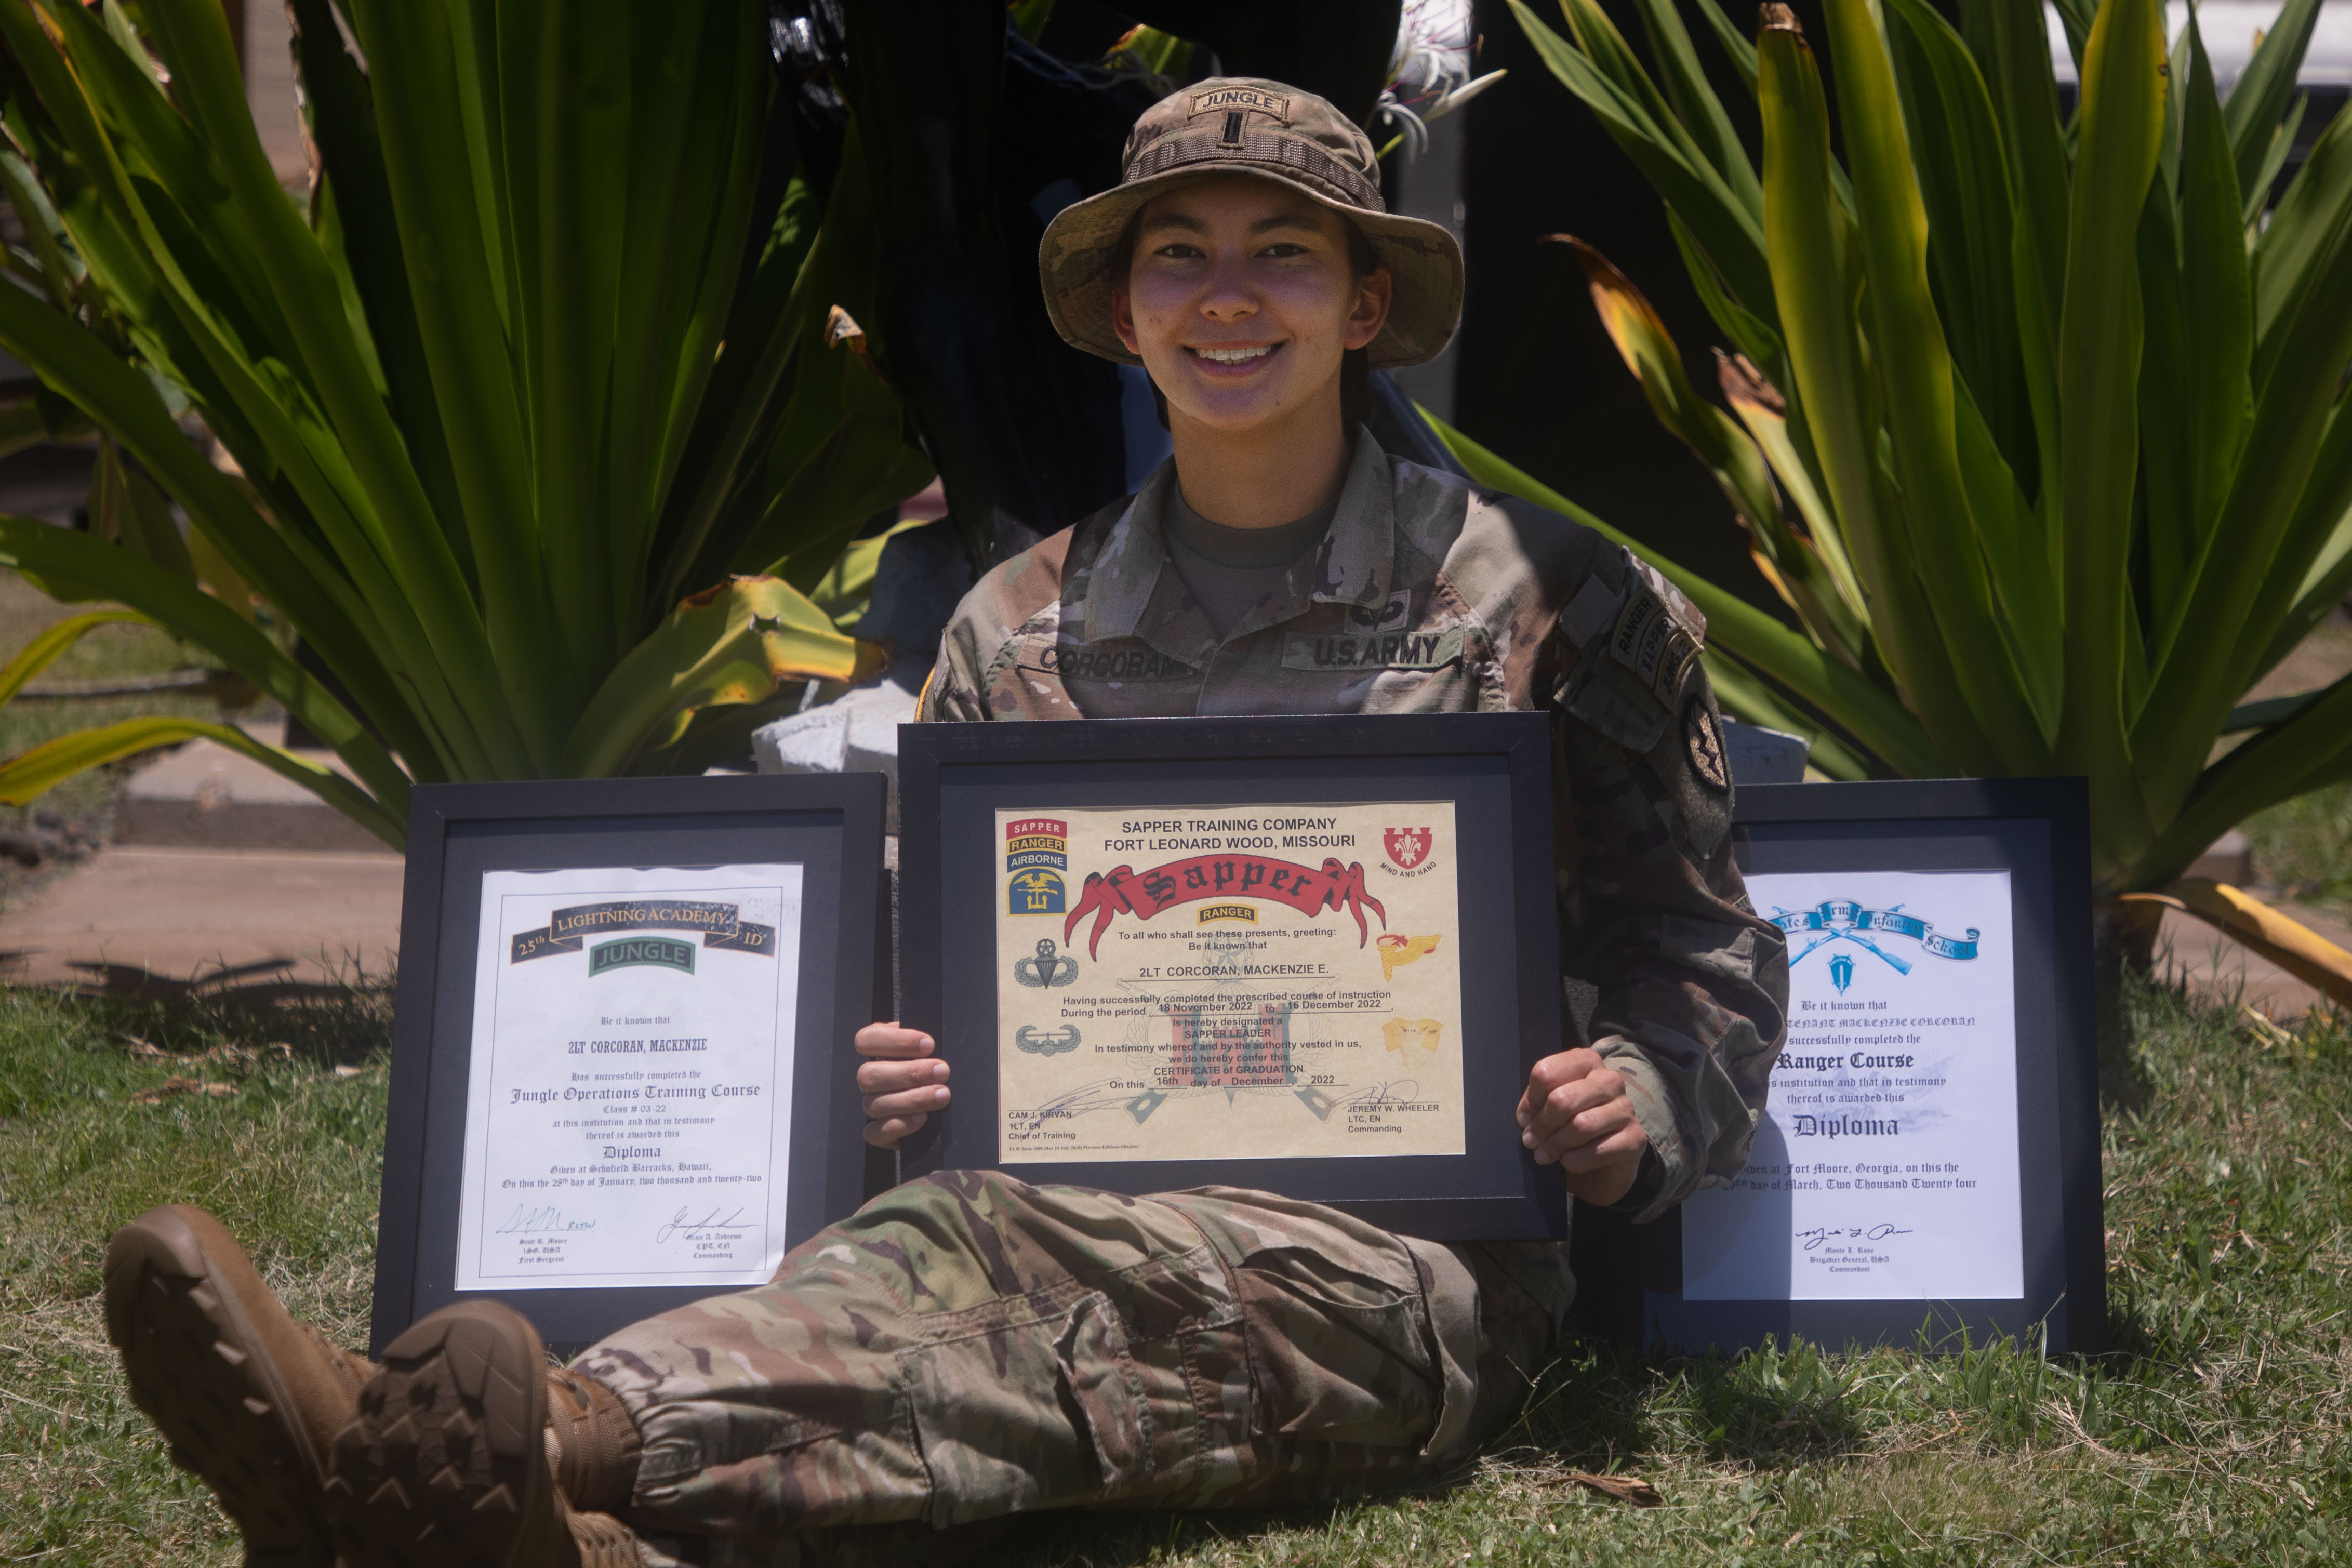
<box><xmin>1111</xmin><ymin>203</ymin><xmax>1380</xmax><ymax>432</ymax></box>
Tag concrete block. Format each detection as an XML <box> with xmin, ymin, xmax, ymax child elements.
<box><xmin>2187</xmin><ymin>827</ymin><xmax>2254</xmax><ymax>886</ymax></box>
<box><xmin>1723</xmin><ymin>719</ymin><xmax>1811</xmax><ymax>786</ymax></box>
<box><xmin>116</xmin><ymin>738</ymin><xmax>392</xmax><ymax>854</ymax></box>
<box><xmin>752</xmin><ymin>676</ymin><xmax>917</xmax><ymax>833</ymax></box>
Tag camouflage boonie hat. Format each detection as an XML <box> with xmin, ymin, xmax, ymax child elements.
<box><xmin>1039</xmin><ymin>78</ymin><xmax>1465</xmax><ymax>371</ymax></box>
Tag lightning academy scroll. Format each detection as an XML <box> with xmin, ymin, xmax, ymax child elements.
<box><xmin>990</xmin><ymin>804</ymin><xmax>1469</xmax><ymax>1162</ymax></box>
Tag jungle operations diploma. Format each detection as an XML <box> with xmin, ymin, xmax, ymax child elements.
<box><xmin>993</xmin><ymin>803</ymin><xmax>1466</xmax><ymax>1162</ymax></box>
<box><xmin>453</xmin><ymin>864</ymin><xmax>804</xmax><ymax>1291</ymax></box>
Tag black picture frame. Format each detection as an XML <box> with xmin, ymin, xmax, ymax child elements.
<box><xmin>369</xmin><ymin>774</ymin><xmax>888</xmax><ymax>1357</ymax></box>
<box><xmin>898</xmin><ymin>713</ymin><xmax>1566</xmax><ymax>1242</ymax></box>
<box><xmin>1616</xmin><ymin>777</ymin><xmax>2106</xmax><ymax>1356</ymax></box>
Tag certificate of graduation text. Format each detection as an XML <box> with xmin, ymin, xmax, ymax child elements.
<box><xmin>453</xmin><ymin>864</ymin><xmax>803</xmax><ymax>1291</ymax></box>
<box><xmin>993</xmin><ymin>803</ymin><xmax>1466</xmax><ymax>1162</ymax></box>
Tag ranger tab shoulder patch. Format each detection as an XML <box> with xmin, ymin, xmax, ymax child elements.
<box><xmin>1282</xmin><ymin>625</ymin><xmax>1467</xmax><ymax>673</ymax></box>
<box><xmin>1609</xmin><ymin>588</ymin><xmax>1702</xmax><ymax>708</ymax></box>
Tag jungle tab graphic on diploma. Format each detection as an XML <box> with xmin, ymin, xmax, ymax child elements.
<box><xmin>992</xmin><ymin>804</ymin><xmax>1467</xmax><ymax>1163</ymax></box>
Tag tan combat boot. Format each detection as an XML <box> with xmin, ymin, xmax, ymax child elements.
<box><xmin>325</xmin><ymin>1300</ymin><xmax>646</xmax><ymax>1568</ymax></box>
<box><xmin>104</xmin><ymin>1204</ymin><xmax>377</xmax><ymax>1567</ymax></box>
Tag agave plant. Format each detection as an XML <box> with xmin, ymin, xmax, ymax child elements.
<box><xmin>0</xmin><ymin>0</ymin><xmax>931</xmax><ymax>848</ymax></box>
<box><xmin>1451</xmin><ymin>0</ymin><xmax>2352</xmax><ymax>901</ymax></box>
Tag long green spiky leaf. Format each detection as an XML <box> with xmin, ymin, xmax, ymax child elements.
<box><xmin>0</xmin><ymin>716</ymin><xmax>402</xmax><ymax>849</ymax></box>
<box><xmin>1825</xmin><ymin>0</ymin><xmax>2049</xmax><ymax>774</ymax></box>
<box><xmin>2143</xmin><ymin>18</ymin><xmax>2251</xmax><ymax>671</ymax></box>
<box><xmin>2222</xmin><ymin>0</ymin><xmax>2323</xmax><ymax>203</ymax></box>
<box><xmin>2050</xmin><ymin>0</ymin><xmax>2164</xmax><ymax>866</ymax></box>
<box><xmin>0</xmin><ymin>268</ymin><xmax>433</xmax><ymax>768</ymax></box>
<box><xmin>0</xmin><ymin>517</ymin><xmax>410</xmax><ymax>815</ymax></box>
<box><xmin>1622</xmin><ymin>0</ymin><xmax>1762</xmax><ymax>218</ymax></box>
<box><xmin>1510</xmin><ymin>1</ymin><xmax>1774</xmax><ymax>322</ymax></box>
<box><xmin>558</xmin><ymin>576</ymin><xmax>871</xmax><ymax>777</ymax></box>
<box><xmin>0</xmin><ymin>608</ymin><xmax>153</xmax><ymax>702</ymax></box>
<box><xmin>1426</xmin><ymin>410</ymin><xmax>1945</xmax><ymax>777</ymax></box>
<box><xmin>2252</xmin><ymin>97</ymin><xmax>2352</xmax><ymax>383</ymax></box>
<box><xmin>1557</xmin><ymin>233</ymin><xmax>1865</xmax><ymax>666</ymax></box>
<box><xmin>1755</xmin><ymin>7</ymin><xmax>1996</xmax><ymax>775</ymax></box>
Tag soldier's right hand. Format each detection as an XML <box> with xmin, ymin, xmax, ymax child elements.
<box><xmin>856</xmin><ymin>1022</ymin><xmax>950</xmax><ymax>1148</ymax></box>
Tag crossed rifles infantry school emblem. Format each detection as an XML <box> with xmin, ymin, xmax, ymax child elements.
<box><xmin>1013</xmin><ymin>937</ymin><xmax>1080</xmax><ymax>988</ymax></box>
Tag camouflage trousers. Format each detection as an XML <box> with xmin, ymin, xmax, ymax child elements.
<box><xmin>572</xmin><ymin>1172</ymin><xmax>1572</xmax><ymax>1566</ymax></box>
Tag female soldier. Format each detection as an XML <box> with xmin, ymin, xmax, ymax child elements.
<box><xmin>104</xmin><ymin>80</ymin><xmax>1784</xmax><ymax>1568</ymax></box>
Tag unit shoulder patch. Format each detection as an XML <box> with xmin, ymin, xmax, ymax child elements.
<box><xmin>1684</xmin><ymin>695</ymin><xmax>1731</xmax><ymax>795</ymax></box>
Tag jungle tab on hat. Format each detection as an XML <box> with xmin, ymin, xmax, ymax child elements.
<box><xmin>1038</xmin><ymin>77</ymin><xmax>1465</xmax><ymax>371</ymax></box>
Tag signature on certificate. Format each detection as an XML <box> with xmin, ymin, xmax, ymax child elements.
<box><xmin>655</xmin><ymin>1206</ymin><xmax>753</xmax><ymax>1244</ymax></box>
<box><xmin>1013</xmin><ymin>1078</ymin><xmax>1134</xmax><ymax>1129</ymax></box>
<box><xmin>495</xmin><ymin>1204</ymin><xmax>596</xmax><ymax>1235</ymax></box>
<box><xmin>1795</xmin><ymin>1223</ymin><xmax>1915</xmax><ymax>1251</ymax></box>
<box><xmin>1331</xmin><ymin>1080</ymin><xmax>1420</xmax><ymax>1109</ymax></box>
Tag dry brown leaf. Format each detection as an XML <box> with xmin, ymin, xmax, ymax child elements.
<box><xmin>131</xmin><ymin>1077</ymin><xmax>237</xmax><ymax>1104</ymax></box>
<box><xmin>1564</xmin><ymin>1470</ymin><xmax>1663</xmax><ymax>1507</ymax></box>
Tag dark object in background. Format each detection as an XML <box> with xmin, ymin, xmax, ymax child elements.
<box><xmin>831</xmin><ymin>2</ymin><xmax>1406</xmax><ymax>573</ymax></box>
<box><xmin>1456</xmin><ymin>0</ymin><xmax>1788</xmax><ymax>620</ymax></box>
<box><xmin>1120</xmin><ymin>1</ymin><xmax>1403</xmax><ymax>125</ymax></box>
<box><xmin>835</xmin><ymin>6</ymin><xmax>1149</xmax><ymax>570</ymax></box>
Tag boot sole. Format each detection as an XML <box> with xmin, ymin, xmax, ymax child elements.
<box><xmin>326</xmin><ymin>1301</ymin><xmax>573</xmax><ymax>1568</ymax></box>
<box><xmin>103</xmin><ymin>1206</ymin><xmax>336</xmax><ymax>1568</ymax></box>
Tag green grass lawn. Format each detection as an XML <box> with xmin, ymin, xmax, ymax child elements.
<box><xmin>2</xmin><ymin>975</ymin><xmax>2345</xmax><ymax>1566</ymax></box>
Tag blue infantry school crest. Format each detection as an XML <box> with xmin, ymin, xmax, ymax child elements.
<box><xmin>1013</xmin><ymin>937</ymin><xmax>1079</xmax><ymax>988</ymax></box>
<box><xmin>1770</xmin><ymin>897</ymin><xmax>1981</xmax><ymax>977</ymax></box>
<box><xmin>1007</xmin><ymin>817</ymin><xmax>1068</xmax><ymax>914</ymax></box>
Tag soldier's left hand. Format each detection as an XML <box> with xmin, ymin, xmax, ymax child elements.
<box><xmin>1516</xmin><ymin>1049</ymin><xmax>1647</xmax><ymax>1207</ymax></box>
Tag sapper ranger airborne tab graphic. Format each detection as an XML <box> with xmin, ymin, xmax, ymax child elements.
<box><xmin>1006</xmin><ymin>817</ymin><xmax>1069</xmax><ymax>916</ymax></box>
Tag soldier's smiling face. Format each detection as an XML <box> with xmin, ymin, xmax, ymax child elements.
<box><xmin>1111</xmin><ymin>176</ymin><xmax>1391</xmax><ymax>436</ymax></box>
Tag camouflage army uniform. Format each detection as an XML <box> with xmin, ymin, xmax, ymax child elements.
<box><xmin>576</xmin><ymin>435</ymin><xmax>1786</xmax><ymax>1565</ymax></box>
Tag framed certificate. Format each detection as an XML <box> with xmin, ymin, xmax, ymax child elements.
<box><xmin>1611</xmin><ymin>778</ymin><xmax>2106</xmax><ymax>1355</ymax></box>
<box><xmin>898</xmin><ymin>713</ymin><xmax>1567</xmax><ymax>1241</ymax></box>
<box><xmin>368</xmin><ymin>774</ymin><xmax>887</xmax><ymax>1356</ymax></box>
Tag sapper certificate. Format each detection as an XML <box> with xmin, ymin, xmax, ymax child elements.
<box><xmin>453</xmin><ymin>864</ymin><xmax>804</xmax><ymax>1292</ymax></box>
<box><xmin>992</xmin><ymin>803</ymin><xmax>1467</xmax><ymax>1162</ymax></box>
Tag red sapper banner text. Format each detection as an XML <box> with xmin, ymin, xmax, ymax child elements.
<box><xmin>1064</xmin><ymin>854</ymin><xmax>1387</xmax><ymax>958</ymax></box>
